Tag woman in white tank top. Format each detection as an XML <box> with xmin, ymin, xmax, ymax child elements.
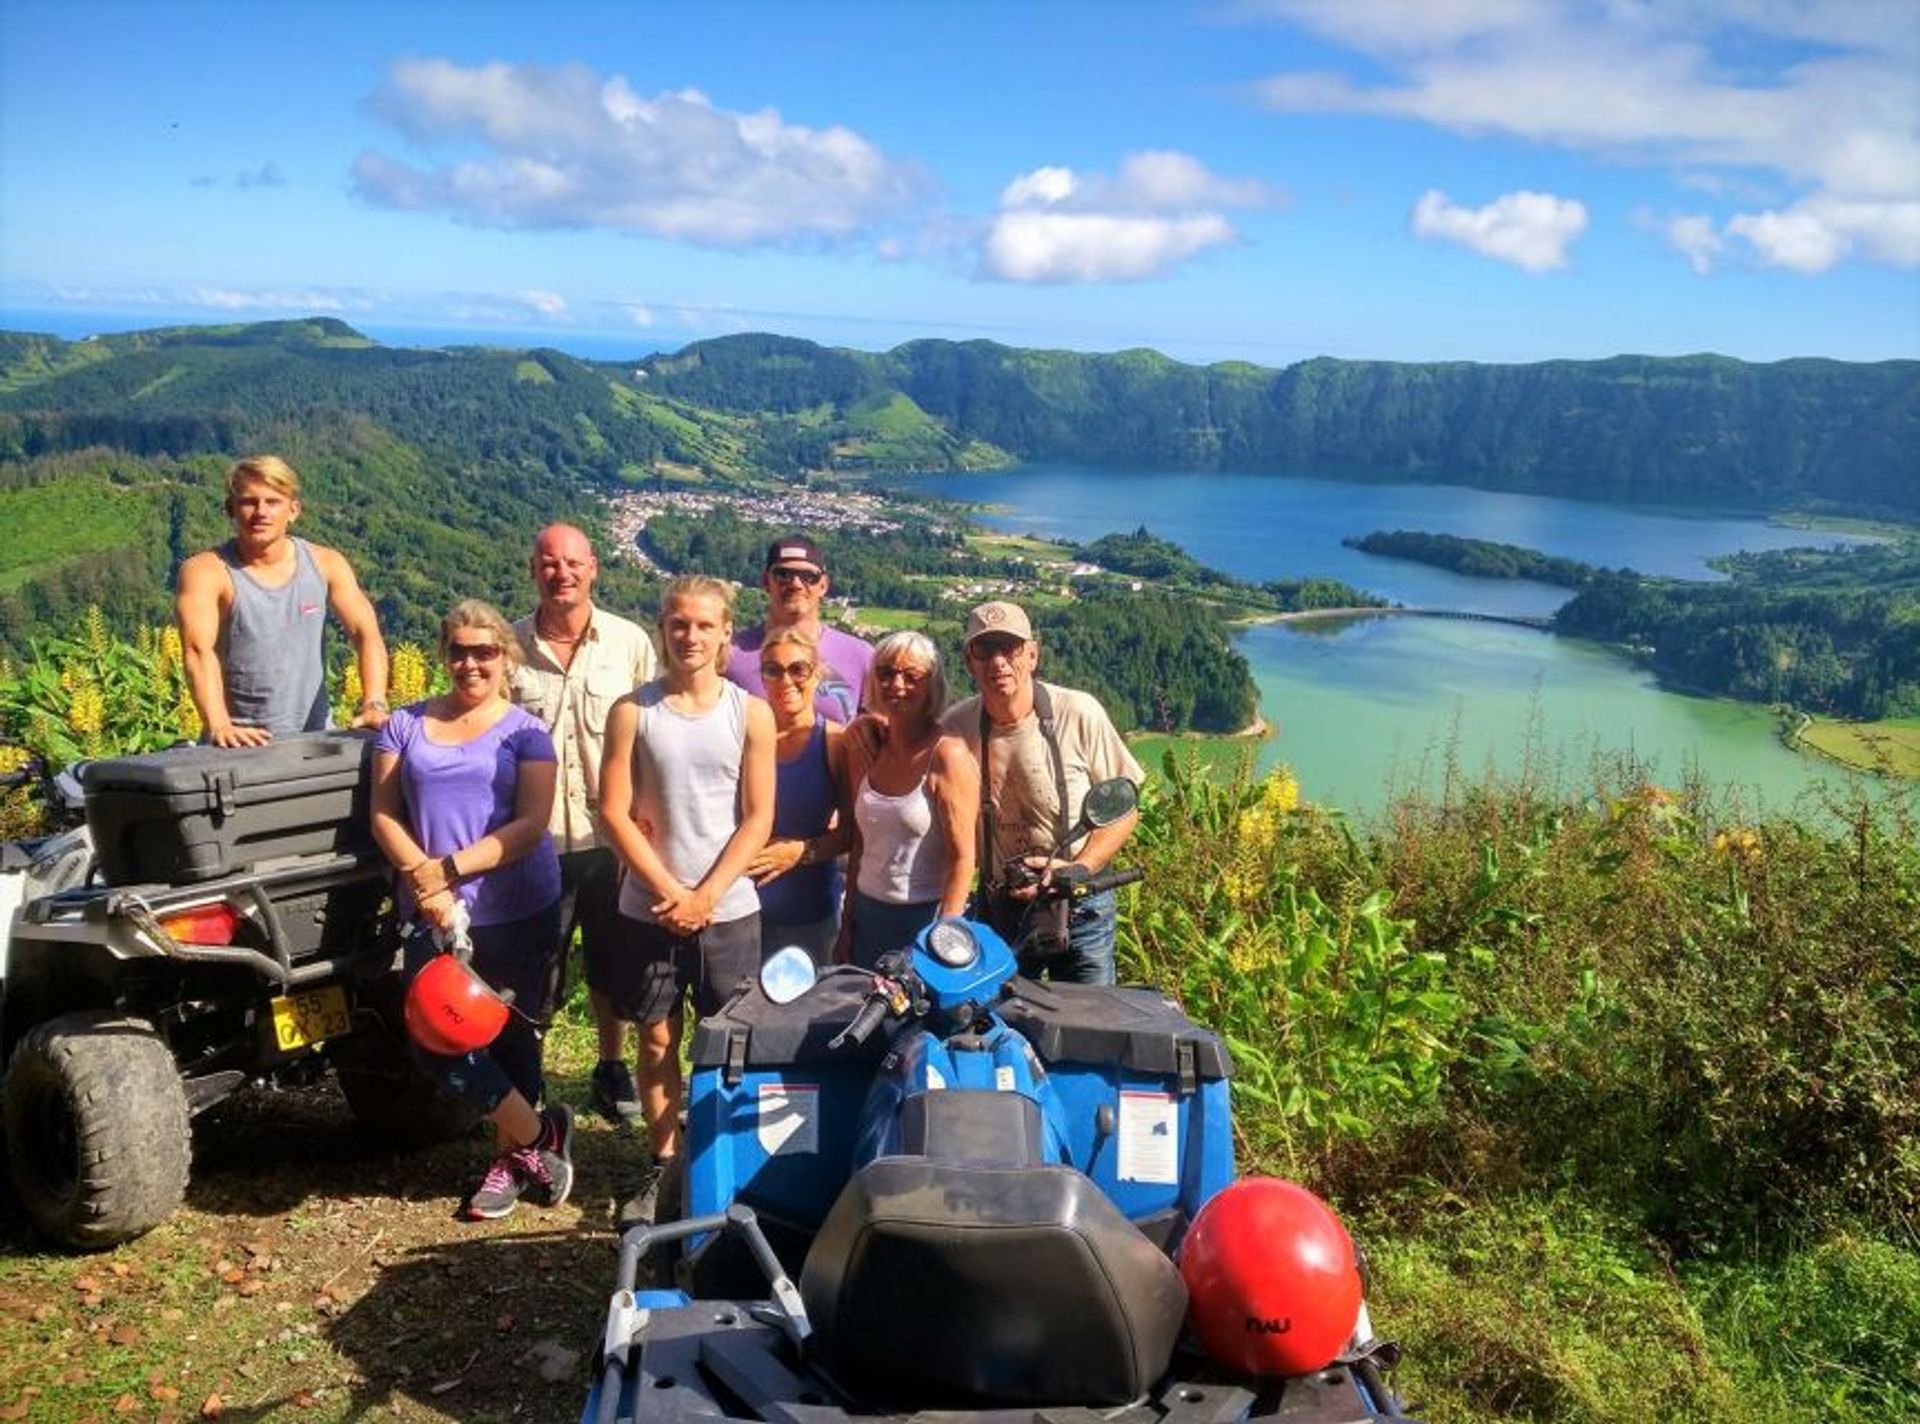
<box><xmin>845</xmin><ymin>631</ymin><xmax>978</xmax><ymax>968</ymax></box>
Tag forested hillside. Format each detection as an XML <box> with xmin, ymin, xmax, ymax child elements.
<box><xmin>1554</xmin><ymin>541</ymin><xmax>1920</xmax><ymax>718</ymax></box>
<box><xmin>4</xmin><ymin>317</ymin><xmax>1915</xmax><ymax>677</ymax></box>
<box><xmin>642</xmin><ymin>334</ymin><xmax>1920</xmax><ymax>517</ymax></box>
<box><xmin>0</xmin><ymin>322</ymin><xmax>679</xmax><ymax>650</ymax></box>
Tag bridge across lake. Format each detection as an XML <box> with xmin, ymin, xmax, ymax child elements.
<box><xmin>1267</xmin><ymin>606</ymin><xmax>1555</xmax><ymax>632</ymax></box>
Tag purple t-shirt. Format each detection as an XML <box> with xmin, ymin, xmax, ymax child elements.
<box><xmin>728</xmin><ymin>624</ymin><xmax>873</xmax><ymax>725</ymax></box>
<box><xmin>376</xmin><ymin>703</ymin><xmax>563</xmax><ymax>927</ymax></box>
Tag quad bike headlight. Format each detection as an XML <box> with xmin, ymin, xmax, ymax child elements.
<box><xmin>925</xmin><ymin>918</ymin><xmax>979</xmax><ymax>970</ymax></box>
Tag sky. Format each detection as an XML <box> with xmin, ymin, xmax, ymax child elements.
<box><xmin>2</xmin><ymin>0</ymin><xmax>1916</xmax><ymax>367</ymax></box>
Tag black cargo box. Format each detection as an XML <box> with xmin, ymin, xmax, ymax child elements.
<box><xmin>83</xmin><ymin>732</ymin><xmax>379</xmax><ymax>886</ymax></box>
<box><xmin>997</xmin><ymin>980</ymin><xmax>1233</xmax><ymax>1081</ymax></box>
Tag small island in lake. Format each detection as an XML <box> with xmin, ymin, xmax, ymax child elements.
<box><xmin>1344</xmin><ymin>529</ymin><xmax>1609</xmax><ymax>588</ymax></box>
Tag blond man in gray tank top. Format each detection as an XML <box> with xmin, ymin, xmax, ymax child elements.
<box><xmin>176</xmin><ymin>455</ymin><xmax>390</xmax><ymax>747</ymax></box>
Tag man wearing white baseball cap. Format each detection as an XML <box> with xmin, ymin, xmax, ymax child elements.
<box><xmin>943</xmin><ymin>600</ymin><xmax>1143</xmax><ymax>984</ymax></box>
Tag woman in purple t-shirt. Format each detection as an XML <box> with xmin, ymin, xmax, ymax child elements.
<box><xmin>371</xmin><ymin>600</ymin><xmax>570</xmax><ymax>1222</ymax></box>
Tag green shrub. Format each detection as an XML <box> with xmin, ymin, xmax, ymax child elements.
<box><xmin>1125</xmin><ymin>754</ymin><xmax>1468</xmax><ymax>1176</ymax></box>
<box><xmin>1691</xmin><ymin>1233</ymin><xmax>1920</xmax><ymax>1418</ymax></box>
<box><xmin>1123</xmin><ymin>750</ymin><xmax>1919</xmax><ymax>1250</ymax></box>
<box><xmin>1362</xmin><ymin>1194</ymin><xmax>1753</xmax><ymax>1424</ymax></box>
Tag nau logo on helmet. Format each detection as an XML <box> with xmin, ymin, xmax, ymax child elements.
<box><xmin>1246</xmin><ymin>1316</ymin><xmax>1293</xmax><ymax>1335</ymax></box>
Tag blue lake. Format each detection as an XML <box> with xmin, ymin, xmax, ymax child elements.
<box><xmin>918</xmin><ymin>465</ymin><xmax>1882</xmax><ymax>814</ymax></box>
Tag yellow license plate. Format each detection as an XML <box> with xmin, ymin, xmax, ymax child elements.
<box><xmin>269</xmin><ymin>986</ymin><xmax>351</xmax><ymax>1051</ymax></box>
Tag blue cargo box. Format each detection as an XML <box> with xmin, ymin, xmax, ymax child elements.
<box><xmin>683</xmin><ymin>969</ymin><xmax>888</xmax><ymax>1294</ymax></box>
<box><xmin>997</xmin><ymin>978</ymin><xmax>1235</xmax><ymax>1237</ymax></box>
<box><xmin>684</xmin><ymin>969</ymin><xmax>1233</xmax><ymax>1291</ymax></box>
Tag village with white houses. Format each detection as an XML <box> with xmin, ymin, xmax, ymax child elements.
<box><xmin>601</xmin><ymin>485</ymin><xmax>1121</xmax><ymax>620</ymax></box>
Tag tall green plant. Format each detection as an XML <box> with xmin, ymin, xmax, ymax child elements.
<box><xmin>1124</xmin><ymin>753</ymin><xmax>1467</xmax><ymax>1173</ymax></box>
<box><xmin>0</xmin><ymin>607</ymin><xmax>199</xmax><ymax>766</ymax></box>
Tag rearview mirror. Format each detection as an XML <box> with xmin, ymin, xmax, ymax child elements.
<box><xmin>760</xmin><ymin>945</ymin><xmax>818</xmax><ymax>1005</ymax></box>
<box><xmin>1080</xmin><ymin>777</ymin><xmax>1139</xmax><ymax>831</ymax></box>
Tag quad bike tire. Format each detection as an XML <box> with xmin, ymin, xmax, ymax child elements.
<box><xmin>333</xmin><ymin>1033</ymin><xmax>480</xmax><ymax>1148</ymax></box>
<box><xmin>3</xmin><ymin>1011</ymin><xmax>191</xmax><ymax>1249</ymax></box>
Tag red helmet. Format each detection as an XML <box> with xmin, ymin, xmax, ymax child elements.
<box><xmin>404</xmin><ymin>953</ymin><xmax>509</xmax><ymax>1055</ymax></box>
<box><xmin>1179</xmin><ymin>1178</ymin><xmax>1363</xmax><ymax>1377</ymax></box>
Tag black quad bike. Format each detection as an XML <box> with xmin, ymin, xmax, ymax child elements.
<box><xmin>0</xmin><ymin>732</ymin><xmax>470</xmax><ymax>1250</ymax></box>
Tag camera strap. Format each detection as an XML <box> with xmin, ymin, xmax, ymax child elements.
<box><xmin>978</xmin><ymin>680</ymin><xmax>1069</xmax><ymax>893</ymax></box>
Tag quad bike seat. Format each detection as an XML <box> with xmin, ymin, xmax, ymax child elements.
<box><xmin>798</xmin><ymin>1089</ymin><xmax>1188</xmax><ymax>1407</ymax></box>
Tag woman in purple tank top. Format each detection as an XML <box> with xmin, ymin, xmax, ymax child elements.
<box><xmin>370</xmin><ymin>600</ymin><xmax>572</xmax><ymax>1223</ymax></box>
<box><xmin>745</xmin><ymin>627</ymin><xmax>850</xmax><ymax>963</ymax></box>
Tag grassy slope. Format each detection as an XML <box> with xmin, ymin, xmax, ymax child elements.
<box><xmin>0</xmin><ymin>480</ymin><xmax>165</xmax><ymax>594</ymax></box>
<box><xmin>1799</xmin><ymin>716</ymin><xmax>1920</xmax><ymax>777</ymax></box>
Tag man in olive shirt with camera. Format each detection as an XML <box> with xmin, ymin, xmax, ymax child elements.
<box><xmin>942</xmin><ymin>600</ymin><xmax>1142</xmax><ymax>985</ymax></box>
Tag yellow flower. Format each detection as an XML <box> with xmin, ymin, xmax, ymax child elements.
<box><xmin>83</xmin><ymin>605</ymin><xmax>110</xmax><ymax>658</ymax></box>
<box><xmin>175</xmin><ymin>686</ymin><xmax>203</xmax><ymax>743</ymax></box>
<box><xmin>68</xmin><ymin>680</ymin><xmax>106</xmax><ymax>738</ymax></box>
<box><xmin>158</xmin><ymin>625</ymin><xmax>185</xmax><ymax>676</ymax></box>
<box><xmin>1233</xmin><ymin>767</ymin><xmax>1302</xmax><ymax>857</ymax></box>
<box><xmin>390</xmin><ymin>644</ymin><xmax>429</xmax><ymax>705</ymax></box>
<box><xmin>339</xmin><ymin>661</ymin><xmax>364</xmax><ymax>711</ymax></box>
<box><xmin>1711</xmin><ymin>827</ymin><xmax>1762</xmax><ymax>861</ymax></box>
<box><xmin>1226</xmin><ymin>926</ymin><xmax>1276</xmax><ymax>975</ymax></box>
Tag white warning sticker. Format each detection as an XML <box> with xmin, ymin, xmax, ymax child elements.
<box><xmin>995</xmin><ymin>1064</ymin><xmax>1016</xmax><ymax>1092</ymax></box>
<box><xmin>756</xmin><ymin>1081</ymin><xmax>819</xmax><ymax>1156</ymax></box>
<box><xmin>1117</xmin><ymin>1090</ymin><xmax>1179</xmax><ymax>1184</ymax></box>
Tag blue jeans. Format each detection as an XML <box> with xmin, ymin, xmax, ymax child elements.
<box><xmin>983</xmin><ymin>887</ymin><xmax>1119</xmax><ymax>986</ymax></box>
<box><xmin>402</xmin><ymin>901</ymin><xmax>561</xmax><ymax>1113</ymax></box>
<box><xmin>1057</xmin><ymin>888</ymin><xmax>1119</xmax><ymax>985</ymax></box>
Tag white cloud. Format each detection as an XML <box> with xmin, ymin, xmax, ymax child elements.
<box><xmin>515</xmin><ymin>289</ymin><xmax>568</xmax><ymax>316</ymax></box>
<box><xmin>986</xmin><ymin>211</ymin><xmax>1240</xmax><ymax>283</ymax></box>
<box><xmin>1663</xmin><ymin>213</ymin><xmax>1725</xmax><ymax>275</ymax></box>
<box><xmin>1240</xmin><ymin>0</ymin><xmax>1540</xmax><ymax>54</ymax></box>
<box><xmin>982</xmin><ymin>151</ymin><xmax>1273</xmax><ymax>283</ymax></box>
<box><xmin>189</xmin><ymin>287</ymin><xmax>348</xmax><ymax>312</ymax></box>
<box><xmin>1108</xmin><ymin>151</ymin><xmax>1276</xmax><ymax>211</ymax></box>
<box><xmin>1726</xmin><ymin>208</ymin><xmax>1848</xmax><ymax>273</ymax></box>
<box><xmin>1726</xmin><ymin>195</ymin><xmax>1920</xmax><ymax>273</ymax></box>
<box><xmin>1251</xmin><ymin>1</ymin><xmax>1920</xmax><ymax>273</ymax></box>
<box><xmin>353</xmin><ymin>60</ymin><xmax>927</xmax><ymax>248</ymax></box>
<box><xmin>1410</xmin><ymin>189</ymin><xmax>1588</xmax><ymax>272</ymax></box>
<box><xmin>1002</xmin><ymin>166</ymin><xmax>1077</xmax><ymax>208</ymax></box>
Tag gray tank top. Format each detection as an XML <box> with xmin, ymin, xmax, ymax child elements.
<box><xmin>216</xmin><ymin>537</ymin><xmax>331</xmax><ymax>736</ymax></box>
<box><xmin>616</xmin><ymin>680</ymin><xmax>760</xmax><ymax>926</ymax></box>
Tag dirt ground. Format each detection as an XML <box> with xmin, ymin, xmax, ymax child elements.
<box><xmin>0</xmin><ymin>1071</ymin><xmax>645</xmax><ymax>1424</ymax></box>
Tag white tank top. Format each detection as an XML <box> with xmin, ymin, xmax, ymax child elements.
<box><xmin>854</xmin><ymin>774</ymin><xmax>945</xmax><ymax>904</ymax></box>
<box><xmin>616</xmin><ymin>680</ymin><xmax>761</xmax><ymax>925</ymax></box>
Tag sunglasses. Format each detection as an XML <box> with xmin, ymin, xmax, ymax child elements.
<box><xmin>968</xmin><ymin>635</ymin><xmax>1027</xmax><ymax>661</ymax></box>
<box><xmin>760</xmin><ymin>660</ymin><xmax>815</xmax><ymax>682</ymax></box>
<box><xmin>770</xmin><ymin>567</ymin><xmax>823</xmax><ymax>587</ymax></box>
<box><xmin>447</xmin><ymin>643</ymin><xmax>503</xmax><ymax>664</ymax></box>
<box><xmin>876</xmin><ymin>664</ymin><xmax>928</xmax><ymax>686</ymax></box>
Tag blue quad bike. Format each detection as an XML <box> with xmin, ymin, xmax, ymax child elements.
<box><xmin>586</xmin><ymin>780</ymin><xmax>1415</xmax><ymax>1424</ymax></box>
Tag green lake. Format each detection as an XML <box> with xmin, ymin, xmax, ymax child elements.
<box><xmin>919</xmin><ymin>465</ymin><xmax>1888</xmax><ymax>815</ymax></box>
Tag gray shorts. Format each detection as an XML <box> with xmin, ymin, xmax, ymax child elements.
<box><xmin>590</xmin><ymin>912</ymin><xmax>761</xmax><ymax>1023</ymax></box>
